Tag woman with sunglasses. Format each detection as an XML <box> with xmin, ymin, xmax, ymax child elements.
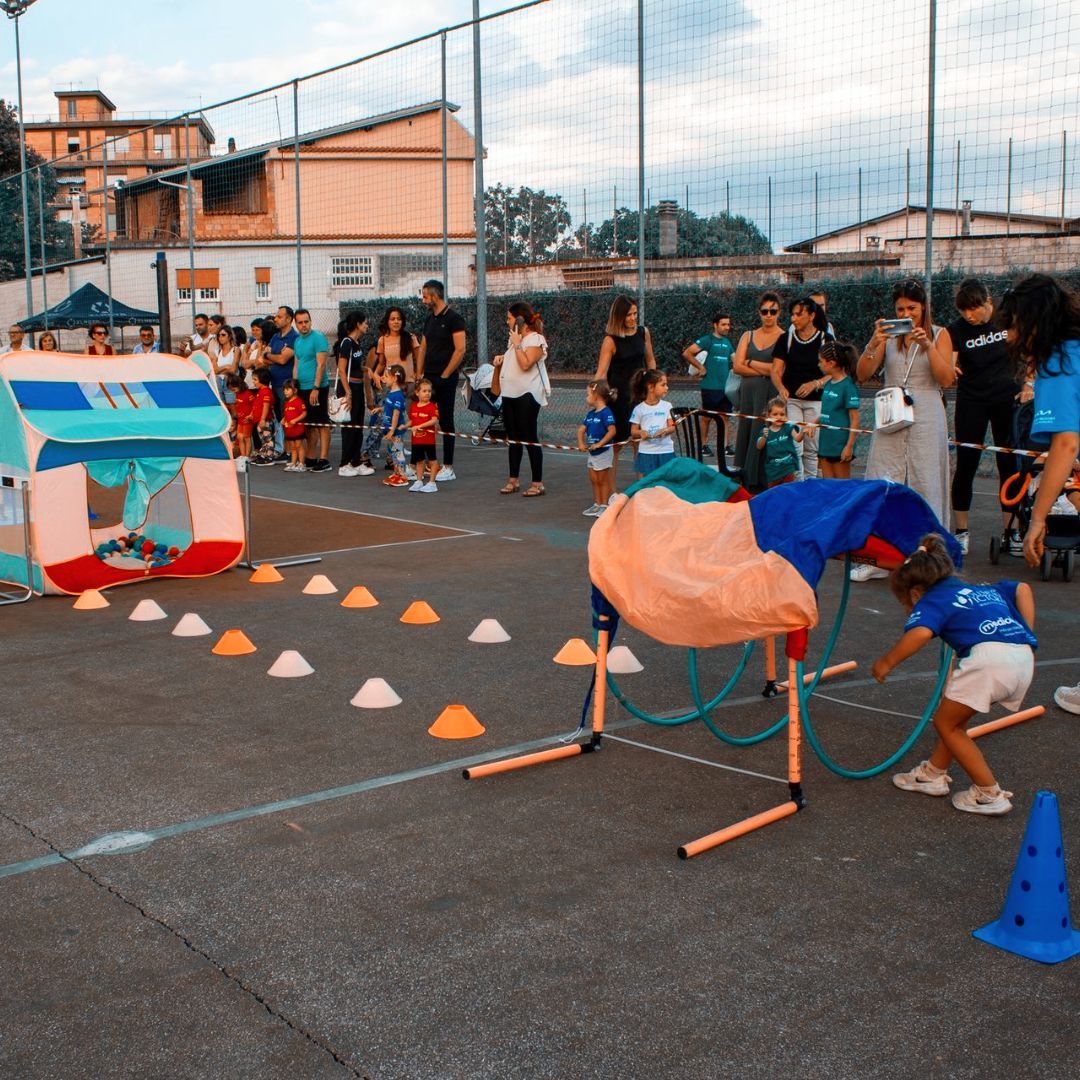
<box><xmin>731</xmin><ymin>292</ymin><xmax>784</xmax><ymax>491</ymax></box>
<box><xmin>84</xmin><ymin>323</ymin><xmax>115</xmax><ymax>356</ymax></box>
<box><xmin>853</xmin><ymin>279</ymin><xmax>953</xmax><ymax>580</ymax></box>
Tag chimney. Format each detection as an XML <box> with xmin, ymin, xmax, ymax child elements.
<box><xmin>228</xmin><ymin>137</ymin><xmax>237</xmax><ymax>154</ymax></box>
<box><xmin>961</xmin><ymin>199</ymin><xmax>972</xmax><ymax>236</ymax></box>
<box><xmin>658</xmin><ymin>199</ymin><xmax>678</xmax><ymax>257</ymax></box>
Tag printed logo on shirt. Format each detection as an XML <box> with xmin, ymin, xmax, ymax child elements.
<box><xmin>964</xmin><ymin>330</ymin><xmax>1008</xmax><ymax>349</ymax></box>
<box><xmin>979</xmin><ymin>616</ymin><xmax>1020</xmax><ymax>636</ymax></box>
<box><xmin>951</xmin><ymin>586</ymin><xmax>1001</xmax><ymax>610</ymax></box>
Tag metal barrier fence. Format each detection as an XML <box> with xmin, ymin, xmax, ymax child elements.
<box><xmin>1</xmin><ymin>0</ymin><xmax>1077</xmax><ymax>363</ymax></box>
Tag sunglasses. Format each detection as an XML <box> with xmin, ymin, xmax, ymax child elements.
<box><xmin>759</xmin><ymin>307</ymin><xmax>779</xmax><ymax>315</ymax></box>
<box><xmin>92</xmin><ymin>330</ymin><xmax>106</xmax><ymax>336</ymax></box>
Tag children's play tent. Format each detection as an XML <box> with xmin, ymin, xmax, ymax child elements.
<box><xmin>0</xmin><ymin>350</ymin><xmax>244</xmax><ymax>595</ymax></box>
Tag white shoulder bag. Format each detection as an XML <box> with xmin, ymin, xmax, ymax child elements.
<box><xmin>328</xmin><ymin>342</ymin><xmax>352</xmax><ymax>424</ymax></box>
<box><xmin>873</xmin><ymin>344</ymin><xmax>918</xmax><ymax>434</ymax></box>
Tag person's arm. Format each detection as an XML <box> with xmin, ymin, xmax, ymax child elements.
<box><xmin>1024</xmin><ymin>429</ymin><xmax>1080</xmax><ymax>565</ymax></box>
<box><xmin>594</xmin><ymin>335</ymin><xmax>615</xmax><ymax>381</ymax></box>
<box><xmin>771</xmin><ymin>355</ymin><xmax>788</xmax><ymax>399</ymax></box>
<box><xmin>937</xmin><ymin>327</ymin><xmax>959</xmax><ymax>381</ymax></box>
<box><xmin>490</xmin><ymin>354</ymin><xmax>503</xmax><ymax>397</ymax></box>
<box><xmin>593</xmin><ymin>423</ymin><xmax>617</xmax><ymax>451</ymax></box>
<box><xmin>295</xmin><ymin>405</ymin><xmax>307</xmax><ymax>425</ymax></box>
<box><xmin>791</xmin><ymin>425</ymin><xmax>804</xmax><ymax>444</ymax></box>
<box><xmin>643</xmin><ymin>327</ymin><xmax>657</xmax><ymax>370</ymax></box>
<box><xmin>508</xmin><ymin>332</ymin><xmax>544</xmax><ymax>371</ymax></box>
<box><xmin>443</xmin><ymin>329</ymin><xmax>467</xmax><ymax>379</ymax></box>
<box><xmin>337</xmin><ymin>347</ymin><xmax>352</xmax><ymax>406</ymax></box>
<box><xmin>270</xmin><ymin>339</ymin><xmax>294</xmax><ymax>369</ymax></box>
<box><xmin>856</xmin><ymin>321</ymin><xmax>888</xmax><ymax>383</ymax></box>
<box><xmin>387</xmin><ymin>405</ymin><xmax>402</xmax><ymax>439</ymax></box>
<box><xmin>310</xmin><ymin>344</ymin><xmax>328</xmax><ymax>406</ymax></box>
<box><xmin>841</xmin><ymin>407</ymin><xmax>859</xmax><ymax>461</ymax></box>
<box><xmin>872</xmin><ymin>626</ymin><xmax>935</xmax><ymax>682</ymax></box>
<box><xmin>682</xmin><ymin>340</ymin><xmax>706</xmax><ymax>375</ymax></box>
<box><xmin>577</xmin><ymin>423</ymin><xmax>588</xmax><ymax>452</ymax></box>
<box><xmin>413</xmin><ymin>335</ymin><xmax>426</xmax><ymax>383</ymax></box>
<box><xmin>755</xmin><ymin>430</ymin><xmax>767</xmax><ymax>450</ymax></box>
<box><xmin>731</xmin><ymin>332</ymin><xmax>754</xmax><ymax>377</ymax></box>
<box><xmin>1014</xmin><ymin>582</ymin><xmax>1036</xmax><ymax>628</ymax></box>
<box><xmin>252</xmin><ymin>395</ymin><xmax>268</xmax><ymax>428</ymax></box>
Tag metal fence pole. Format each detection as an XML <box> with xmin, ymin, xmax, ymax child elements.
<box><xmin>954</xmin><ymin>139</ymin><xmax>961</xmax><ymax>235</ymax></box>
<box><xmin>440</xmin><ymin>31</ymin><xmax>450</xmax><ymax>290</ymax></box>
<box><xmin>636</xmin><ymin>0</ymin><xmax>646</xmax><ymax>319</ymax></box>
<box><xmin>14</xmin><ymin>13</ymin><xmax>32</xmax><ymax>320</ymax></box>
<box><xmin>472</xmin><ymin>0</ymin><xmax>488</xmax><ymax>363</ymax></box>
<box><xmin>35</xmin><ymin>166</ymin><xmax>47</xmax><ymax>327</ymax></box>
<box><xmin>102</xmin><ymin>137</ymin><xmax>115</xmax><ymax>333</ymax></box>
<box><xmin>184</xmin><ymin>119</ymin><xmax>196</xmax><ymax>330</ymax></box>
<box><xmin>1061</xmin><ymin>130</ymin><xmax>1067</xmax><ymax>232</ymax></box>
<box><xmin>925</xmin><ymin>0</ymin><xmax>937</xmax><ymax>291</ymax></box>
<box><xmin>293</xmin><ymin>80</ymin><xmax>303</xmax><ymax>308</ymax></box>
<box><xmin>1006</xmin><ymin>136</ymin><xmax>1013</xmax><ymax>236</ymax></box>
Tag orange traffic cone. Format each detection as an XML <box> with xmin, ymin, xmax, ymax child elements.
<box><xmin>212</xmin><ymin>628</ymin><xmax>256</xmax><ymax>655</ymax></box>
<box><xmin>341</xmin><ymin>586</ymin><xmax>379</xmax><ymax>609</ymax></box>
<box><xmin>553</xmin><ymin>637</ymin><xmax>596</xmax><ymax>665</ymax></box>
<box><xmin>73</xmin><ymin>589</ymin><xmax>110</xmax><ymax>610</ymax></box>
<box><xmin>428</xmin><ymin>704</ymin><xmax>485</xmax><ymax>739</ymax></box>
<box><xmin>249</xmin><ymin>563</ymin><xmax>284</xmax><ymax>583</ymax></box>
<box><xmin>401</xmin><ymin>600</ymin><xmax>440</xmax><ymax>624</ymax></box>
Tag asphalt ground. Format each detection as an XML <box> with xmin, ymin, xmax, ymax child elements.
<box><xmin>2</xmin><ymin>433</ymin><xmax>1079</xmax><ymax>1079</ymax></box>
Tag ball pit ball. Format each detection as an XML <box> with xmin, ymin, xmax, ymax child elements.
<box><xmin>155</xmin><ymin>543</ymin><xmax>167</xmax><ymax>554</ymax></box>
<box><xmin>141</xmin><ymin>541</ymin><xmax>155</xmax><ymax>555</ymax></box>
<box><xmin>167</xmin><ymin>546</ymin><xmax>179</xmax><ymax>557</ymax></box>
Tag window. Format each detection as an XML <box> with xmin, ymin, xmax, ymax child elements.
<box><xmin>177</xmin><ymin>268</ymin><xmax>220</xmax><ymax>304</ymax></box>
<box><xmin>177</xmin><ymin>287</ymin><xmax>192</xmax><ymax>302</ymax></box>
<box><xmin>378</xmin><ymin>253</ymin><xmax>443</xmax><ymax>290</ymax></box>
<box><xmin>66</xmin><ymin>99</ymin><xmax>77</xmax><ymax>118</ymax></box>
<box><xmin>153</xmin><ymin>133</ymin><xmax>172</xmax><ymax>157</ymax></box>
<box><xmin>330</xmin><ymin>255</ymin><xmax>373</xmax><ymax>288</ymax></box>
<box><xmin>67</xmin><ymin>138</ymin><xmax>80</xmax><ymax>154</ymax></box>
<box><xmin>112</xmin><ymin>134</ymin><xmax>130</xmax><ymax>155</ymax></box>
<box><xmin>255</xmin><ymin>268</ymin><xmax>271</xmax><ymax>302</ymax></box>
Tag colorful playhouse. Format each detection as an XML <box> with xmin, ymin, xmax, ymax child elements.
<box><xmin>0</xmin><ymin>351</ymin><xmax>244</xmax><ymax>595</ymax></box>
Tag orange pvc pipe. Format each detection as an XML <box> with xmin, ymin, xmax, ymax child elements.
<box><xmin>777</xmin><ymin>659</ymin><xmax>857</xmax><ymax>689</ymax></box>
<box><xmin>969</xmin><ymin>705</ymin><xmax>1045</xmax><ymax>739</ymax></box>
<box><xmin>787</xmin><ymin>656</ymin><xmax>802</xmax><ymax>785</ymax></box>
<box><xmin>678</xmin><ymin>801</ymin><xmax>799</xmax><ymax>859</ymax></box>
<box><xmin>764</xmin><ymin>635</ymin><xmax>777</xmax><ymax>682</ymax></box>
<box><xmin>592</xmin><ymin>622</ymin><xmax>610</xmax><ymax>735</ymax></box>
<box><xmin>463</xmin><ymin>743</ymin><xmax>583</xmax><ymax>780</ymax></box>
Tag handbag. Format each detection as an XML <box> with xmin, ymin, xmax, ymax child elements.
<box><xmin>873</xmin><ymin>344</ymin><xmax>918</xmax><ymax>434</ymax></box>
<box><xmin>328</xmin><ymin>342</ymin><xmax>352</xmax><ymax>424</ymax></box>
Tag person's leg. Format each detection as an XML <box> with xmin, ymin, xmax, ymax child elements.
<box><xmin>928</xmin><ymin>697</ymin><xmax>991</xmax><ymax>785</ymax></box>
<box><xmin>801</xmin><ymin>400</ymin><xmax>820</xmax><ymax>479</ymax></box>
<box><xmin>989</xmin><ymin>397</ymin><xmax>1017</xmax><ymax>532</ymax></box>
<box><xmin>520</xmin><ymin>396</ymin><xmax>543</xmax><ymax>484</ymax></box>
<box><xmin>502</xmin><ymin>395</ymin><xmax>524</xmax><ymax>481</ymax></box>
<box><xmin>272</xmin><ymin>387</ymin><xmax>285</xmax><ymax>455</ymax></box>
<box><xmin>433</xmin><ymin>376</ymin><xmax>457</xmax><ymax>468</ymax></box>
<box><xmin>587</xmin><ymin>464</ymin><xmax>602</xmax><ymax>507</ymax></box>
<box><xmin>596</xmin><ymin>467</ymin><xmax>613</xmax><ymax>504</ymax></box>
<box><xmin>950</xmin><ymin>398</ymin><xmax>986</xmax><ymax>533</ymax></box>
<box><xmin>820</xmin><ymin>458</ymin><xmax>836</xmax><ymax>479</ymax></box>
<box><xmin>698</xmin><ymin>393</ymin><xmax>713</xmax><ymax>450</ymax></box>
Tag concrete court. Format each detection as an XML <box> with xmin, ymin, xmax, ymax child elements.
<box><xmin>2</xmin><ymin>439</ymin><xmax>1079</xmax><ymax>1080</ymax></box>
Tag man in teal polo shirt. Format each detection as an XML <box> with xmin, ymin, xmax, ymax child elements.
<box><xmin>293</xmin><ymin>308</ymin><xmax>332</xmax><ymax>472</ymax></box>
<box><xmin>682</xmin><ymin>312</ymin><xmax>734</xmax><ymax>467</ymax></box>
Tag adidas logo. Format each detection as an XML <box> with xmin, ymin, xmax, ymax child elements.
<box><xmin>965</xmin><ymin>330</ymin><xmax>1008</xmax><ymax>349</ymax></box>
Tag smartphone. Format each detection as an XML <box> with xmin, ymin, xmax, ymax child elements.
<box><xmin>514</xmin><ymin>317</ymin><xmax>526</xmax><ymax>333</ymax></box>
<box><xmin>881</xmin><ymin>318</ymin><xmax>914</xmax><ymax>336</ymax></box>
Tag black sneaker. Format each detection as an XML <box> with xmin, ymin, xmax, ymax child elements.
<box><xmin>273</xmin><ymin>452</ymin><xmax>289</xmax><ymax>463</ymax></box>
<box><xmin>309</xmin><ymin>459</ymin><xmax>332</xmax><ymax>473</ymax></box>
<box><xmin>701</xmin><ymin>444</ymin><xmax>714</xmax><ymax>456</ymax></box>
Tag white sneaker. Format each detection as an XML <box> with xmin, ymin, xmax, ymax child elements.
<box><xmin>436</xmin><ymin>466</ymin><xmax>456</xmax><ymax>481</ymax></box>
<box><xmin>421</xmin><ymin>482</ymin><xmax>438</xmax><ymax>493</ymax></box>
<box><xmin>607</xmin><ymin>492</ymin><xmax>619</xmax><ymax>505</ymax></box>
<box><xmin>952</xmin><ymin>784</ymin><xmax>1013</xmax><ymax>815</ymax></box>
<box><xmin>339</xmin><ymin>465</ymin><xmax>357</xmax><ymax>477</ymax></box>
<box><xmin>405</xmin><ymin>467</ymin><xmax>417</xmax><ymax>480</ymax></box>
<box><xmin>954</xmin><ymin>530</ymin><xmax>969</xmax><ymax>555</ymax></box>
<box><xmin>409</xmin><ymin>480</ymin><xmax>425</xmax><ymax>492</ymax></box>
<box><xmin>892</xmin><ymin>760</ymin><xmax>951</xmax><ymax>796</ymax></box>
<box><xmin>583</xmin><ymin>503</ymin><xmax>602</xmax><ymax>516</ymax></box>
<box><xmin>1053</xmin><ymin>683</ymin><xmax>1080</xmax><ymax>715</ymax></box>
<box><xmin>850</xmin><ymin>563</ymin><xmax>888</xmax><ymax>582</ymax></box>
<box><xmin>355</xmin><ymin>464</ymin><xmax>375</xmax><ymax>476</ymax></box>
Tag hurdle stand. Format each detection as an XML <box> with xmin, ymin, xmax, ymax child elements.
<box><xmin>238</xmin><ymin>460</ymin><xmax>321</xmax><ymax>572</ymax></box>
<box><xmin>677</xmin><ymin>628</ymin><xmax>807</xmax><ymax>859</ymax></box>
<box><xmin>0</xmin><ymin>477</ymin><xmax>35</xmax><ymax>606</ymax></box>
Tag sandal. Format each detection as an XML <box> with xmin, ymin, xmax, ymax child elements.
<box><xmin>500</xmin><ymin>481</ymin><xmax>520</xmax><ymax>494</ymax></box>
<box><xmin>522</xmin><ymin>484</ymin><xmax>546</xmax><ymax>497</ymax></box>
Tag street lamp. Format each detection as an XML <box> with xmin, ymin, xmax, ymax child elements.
<box><xmin>2</xmin><ymin>0</ymin><xmax>40</xmax><ymax>320</ymax></box>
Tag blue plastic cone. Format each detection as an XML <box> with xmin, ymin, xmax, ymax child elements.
<box><xmin>973</xmin><ymin>790</ymin><xmax>1080</xmax><ymax>964</ymax></box>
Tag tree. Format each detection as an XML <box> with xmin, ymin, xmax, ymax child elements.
<box><xmin>484</xmin><ymin>184</ymin><xmax>573</xmax><ymax>265</ymax></box>
<box><xmin>585</xmin><ymin>204</ymin><xmax>771</xmax><ymax>259</ymax></box>
<box><xmin>0</xmin><ymin>98</ymin><xmax>76</xmax><ymax>283</ymax></box>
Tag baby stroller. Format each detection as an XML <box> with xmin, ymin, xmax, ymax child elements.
<box><xmin>461</xmin><ymin>364</ymin><xmax>505</xmax><ymax>445</ymax></box>
<box><xmin>993</xmin><ymin>400</ymin><xmax>1080</xmax><ymax>581</ymax></box>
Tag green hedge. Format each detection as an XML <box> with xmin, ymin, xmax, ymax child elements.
<box><xmin>341</xmin><ymin>267</ymin><xmax>1080</xmax><ymax>374</ymax></box>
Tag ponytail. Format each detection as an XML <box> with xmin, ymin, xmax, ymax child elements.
<box><xmin>889</xmin><ymin>533</ymin><xmax>954</xmax><ymax>604</ymax></box>
<box><xmin>631</xmin><ymin>367</ymin><xmax>664</xmax><ymax>404</ymax></box>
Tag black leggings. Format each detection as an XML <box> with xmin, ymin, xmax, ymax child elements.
<box><xmin>338</xmin><ymin>380</ymin><xmax>367</xmax><ymax>466</ymax></box>
<box><xmin>501</xmin><ymin>394</ymin><xmax>543</xmax><ymax>482</ymax></box>
<box><xmin>951</xmin><ymin>395</ymin><xmax>1015</xmax><ymax>513</ymax></box>
<box><xmin>432</xmin><ymin>374</ymin><xmax>458</xmax><ymax>466</ymax></box>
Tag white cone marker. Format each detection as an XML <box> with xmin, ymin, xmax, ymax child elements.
<box><xmin>468</xmin><ymin>618</ymin><xmax>511</xmax><ymax>644</ymax></box>
<box><xmin>350</xmin><ymin>678</ymin><xmax>402</xmax><ymax>708</ymax></box>
<box><xmin>607</xmin><ymin>645</ymin><xmax>644</xmax><ymax>674</ymax></box>
<box><xmin>172</xmin><ymin>613</ymin><xmax>213</xmax><ymax>637</ymax></box>
<box><xmin>129</xmin><ymin>598</ymin><xmax>167</xmax><ymax>622</ymax></box>
<box><xmin>302</xmin><ymin>574</ymin><xmax>338</xmax><ymax>595</ymax></box>
<box><xmin>267</xmin><ymin>650</ymin><xmax>315</xmax><ymax>678</ymax></box>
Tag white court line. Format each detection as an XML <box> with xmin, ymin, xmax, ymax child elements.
<box><xmin>250</xmin><ymin>492</ymin><xmax>482</xmax><ymax>537</ymax></box>
<box><xmin>812</xmin><ymin>692</ymin><xmax>923</xmax><ymax>721</ymax></box>
<box><xmin>264</xmin><ymin>532</ymin><xmax>484</xmax><ymax>561</ymax></box>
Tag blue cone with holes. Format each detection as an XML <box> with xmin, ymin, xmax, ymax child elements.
<box><xmin>974</xmin><ymin>790</ymin><xmax>1080</xmax><ymax>964</ymax></box>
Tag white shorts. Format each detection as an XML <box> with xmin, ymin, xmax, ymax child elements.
<box><xmin>945</xmin><ymin>642</ymin><xmax>1035</xmax><ymax>713</ymax></box>
<box><xmin>587</xmin><ymin>448</ymin><xmax>614</xmax><ymax>471</ymax></box>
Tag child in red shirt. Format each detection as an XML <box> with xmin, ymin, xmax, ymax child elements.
<box><xmin>281</xmin><ymin>379</ymin><xmax>308</xmax><ymax>472</ymax></box>
<box><xmin>233</xmin><ymin>379</ymin><xmax>256</xmax><ymax>460</ymax></box>
<box><xmin>249</xmin><ymin>368</ymin><xmax>276</xmax><ymax>464</ymax></box>
<box><xmin>406</xmin><ymin>378</ymin><xmax>440</xmax><ymax>492</ymax></box>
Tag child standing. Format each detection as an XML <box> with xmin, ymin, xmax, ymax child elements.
<box><xmin>407</xmin><ymin>378</ymin><xmax>440</xmax><ymax>493</ymax></box>
<box><xmin>816</xmin><ymin>340</ymin><xmax>861</xmax><ymax>479</ymax></box>
<box><xmin>232</xmin><ymin>375</ymin><xmax>256</xmax><ymax>460</ymax></box>
<box><xmin>249</xmin><ymin>368</ymin><xmax>276</xmax><ymax>465</ymax></box>
<box><xmin>874</xmin><ymin>533</ymin><xmax>1037</xmax><ymax>815</ymax></box>
<box><xmin>755</xmin><ymin>397</ymin><xmax>804</xmax><ymax>487</ymax></box>
<box><xmin>629</xmin><ymin>370</ymin><xmax>677</xmax><ymax>479</ymax></box>
<box><xmin>380</xmin><ymin>364</ymin><xmax>409</xmax><ymax>488</ymax></box>
<box><xmin>281</xmin><ymin>379</ymin><xmax>308</xmax><ymax>471</ymax></box>
<box><xmin>578</xmin><ymin>380</ymin><xmax>617</xmax><ymax>515</ymax></box>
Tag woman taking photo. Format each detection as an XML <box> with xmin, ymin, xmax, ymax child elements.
<box><xmin>854</xmin><ymin>278</ymin><xmax>953</xmax><ymax>581</ymax></box>
<box><xmin>594</xmin><ymin>295</ymin><xmax>657</xmax><ymax>490</ymax></box>
<box><xmin>491</xmin><ymin>301</ymin><xmax>549</xmax><ymax>497</ymax></box>
<box><xmin>731</xmin><ymin>291</ymin><xmax>784</xmax><ymax>491</ymax></box>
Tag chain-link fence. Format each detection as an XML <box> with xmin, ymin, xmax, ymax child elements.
<box><xmin>1</xmin><ymin>0</ymin><xmax>1077</xmax><ymax>365</ymax></box>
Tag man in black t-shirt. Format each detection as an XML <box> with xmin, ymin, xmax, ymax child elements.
<box><xmin>415</xmin><ymin>279</ymin><xmax>467</xmax><ymax>480</ymax></box>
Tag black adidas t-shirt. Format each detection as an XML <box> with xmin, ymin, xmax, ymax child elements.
<box><xmin>948</xmin><ymin>317</ymin><xmax>1018</xmax><ymax>403</ymax></box>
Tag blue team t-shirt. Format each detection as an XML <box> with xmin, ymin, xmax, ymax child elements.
<box><xmin>381</xmin><ymin>388</ymin><xmax>407</xmax><ymax>433</ymax></box>
<box><xmin>583</xmin><ymin>406</ymin><xmax>616</xmax><ymax>454</ymax></box>
<box><xmin>293</xmin><ymin>329</ymin><xmax>331</xmax><ymax>389</ymax></box>
<box><xmin>693</xmin><ymin>333</ymin><xmax>734</xmax><ymax>391</ymax></box>
<box><xmin>1031</xmin><ymin>339</ymin><xmax>1080</xmax><ymax>446</ymax></box>
<box><xmin>904</xmin><ymin>577</ymin><xmax>1037</xmax><ymax>658</ymax></box>
<box><xmin>818</xmin><ymin>375</ymin><xmax>861</xmax><ymax>459</ymax></box>
<box><xmin>267</xmin><ymin>327</ymin><xmax>299</xmax><ymax>389</ymax></box>
<box><xmin>763</xmin><ymin>422</ymin><xmax>800</xmax><ymax>483</ymax></box>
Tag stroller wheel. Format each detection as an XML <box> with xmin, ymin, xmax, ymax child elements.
<box><xmin>1065</xmin><ymin>548</ymin><xmax>1075</xmax><ymax>583</ymax></box>
<box><xmin>989</xmin><ymin>534</ymin><xmax>1001</xmax><ymax>565</ymax></box>
<box><xmin>1040</xmin><ymin>550</ymin><xmax>1053</xmax><ymax>581</ymax></box>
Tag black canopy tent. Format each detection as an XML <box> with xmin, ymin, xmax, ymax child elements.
<box><xmin>17</xmin><ymin>282</ymin><xmax>159</xmax><ymax>333</ymax></box>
